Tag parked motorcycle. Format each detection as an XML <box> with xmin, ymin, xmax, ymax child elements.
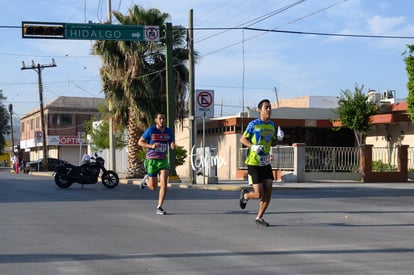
<box><xmin>53</xmin><ymin>153</ymin><xmax>119</xmax><ymax>189</ymax></box>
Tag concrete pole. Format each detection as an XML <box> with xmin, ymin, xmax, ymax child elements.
<box><xmin>188</xmin><ymin>9</ymin><xmax>196</xmax><ymax>184</ymax></box>
<box><xmin>165</xmin><ymin>23</ymin><xmax>177</xmax><ymax>178</ymax></box>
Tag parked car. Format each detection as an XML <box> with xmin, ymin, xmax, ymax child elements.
<box><xmin>28</xmin><ymin>158</ymin><xmax>67</xmax><ymax>172</ymax></box>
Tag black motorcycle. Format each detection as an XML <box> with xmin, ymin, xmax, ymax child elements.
<box><xmin>53</xmin><ymin>153</ymin><xmax>119</xmax><ymax>189</ymax></box>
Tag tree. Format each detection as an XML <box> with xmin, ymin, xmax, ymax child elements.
<box><xmin>403</xmin><ymin>45</ymin><xmax>414</xmax><ymax>121</ymax></box>
<box><xmin>93</xmin><ymin>5</ymin><xmax>191</xmax><ymax>178</ymax></box>
<box><xmin>336</xmin><ymin>84</ymin><xmax>377</xmax><ymax>146</ymax></box>
<box><xmin>0</xmin><ymin>91</ymin><xmax>9</xmax><ymax>154</ymax></box>
<box><xmin>83</xmin><ymin>103</ymin><xmax>126</xmax><ymax>152</ymax></box>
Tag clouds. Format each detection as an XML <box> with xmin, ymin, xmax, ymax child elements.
<box><xmin>367</xmin><ymin>15</ymin><xmax>407</xmax><ymax>34</ymax></box>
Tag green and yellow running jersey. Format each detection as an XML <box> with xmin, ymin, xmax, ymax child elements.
<box><xmin>243</xmin><ymin>118</ymin><xmax>277</xmax><ymax>166</ymax></box>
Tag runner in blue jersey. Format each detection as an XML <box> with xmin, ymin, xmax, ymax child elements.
<box><xmin>239</xmin><ymin>99</ymin><xmax>284</xmax><ymax>226</ymax></box>
<box><xmin>138</xmin><ymin>112</ymin><xmax>175</xmax><ymax>215</ymax></box>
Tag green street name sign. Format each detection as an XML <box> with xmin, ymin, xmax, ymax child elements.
<box><xmin>22</xmin><ymin>21</ymin><xmax>160</xmax><ymax>41</ymax></box>
<box><xmin>65</xmin><ymin>23</ymin><xmax>159</xmax><ymax>41</ymax></box>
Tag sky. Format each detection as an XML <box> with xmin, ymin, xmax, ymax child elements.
<box><xmin>1</xmin><ymin>0</ymin><xmax>414</xmax><ymax>119</ymax></box>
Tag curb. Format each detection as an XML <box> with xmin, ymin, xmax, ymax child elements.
<box><xmin>120</xmin><ymin>178</ymin><xmax>244</xmax><ymax>191</ymax></box>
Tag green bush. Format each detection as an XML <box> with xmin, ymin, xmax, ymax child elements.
<box><xmin>372</xmin><ymin>160</ymin><xmax>397</xmax><ymax>172</ymax></box>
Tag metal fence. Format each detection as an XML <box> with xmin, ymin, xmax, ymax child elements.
<box><xmin>305</xmin><ymin>146</ymin><xmax>360</xmax><ymax>172</ymax></box>
<box><xmin>238</xmin><ymin>146</ymin><xmax>414</xmax><ymax>172</ymax></box>
<box><xmin>372</xmin><ymin>146</ymin><xmax>414</xmax><ymax>171</ymax></box>
<box><xmin>237</xmin><ymin>146</ymin><xmax>294</xmax><ymax>170</ymax></box>
<box><xmin>409</xmin><ymin>147</ymin><xmax>414</xmax><ymax>171</ymax></box>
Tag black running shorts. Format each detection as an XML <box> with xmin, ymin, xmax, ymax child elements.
<box><xmin>247</xmin><ymin>165</ymin><xmax>274</xmax><ymax>185</ymax></box>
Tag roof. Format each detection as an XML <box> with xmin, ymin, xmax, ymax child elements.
<box><xmin>22</xmin><ymin>96</ymin><xmax>105</xmax><ymax>118</ymax></box>
<box><xmin>46</xmin><ymin>96</ymin><xmax>104</xmax><ymax>110</ymax></box>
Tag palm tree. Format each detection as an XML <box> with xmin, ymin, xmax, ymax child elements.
<box><xmin>93</xmin><ymin>5</ymin><xmax>191</xmax><ymax>178</ymax></box>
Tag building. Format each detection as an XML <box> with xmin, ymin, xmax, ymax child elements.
<box><xmin>175</xmin><ymin>95</ymin><xmax>412</xmax><ymax>181</ymax></box>
<box><xmin>0</xmin><ymin>116</ymin><xmax>19</xmax><ymax>167</ymax></box>
<box><xmin>19</xmin><ymin>96</ymin><xmax>104</xmax><ymax>165</ymax></box>
<box><xmin>175</xmin><ymin>96</ymin><xmax>355</xmax><ymax>181</ymax></box>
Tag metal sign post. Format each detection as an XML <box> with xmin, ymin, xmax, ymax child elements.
<box><xmin>78</xmin><ymin>132</ymin><xmax>85</xmax><ymax>165</ymax></box>
<box><xmin>34</xmin><ymin>130</ymin><xmax>42</xmax><ymax>172</ymax></box>
<box><xmin>195</xmin><ymin>90</ymin><xmax>214</xmax><ymax>184</ymax></box>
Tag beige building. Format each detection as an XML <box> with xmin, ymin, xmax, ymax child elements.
<box><xmin>19</xmin><ymin>96</ymin><xmax>104</xmax><ymax>165</ymax></box>
<box><xmin>175</xmin><ymin>96</ymin><xmax>350</xmax><ymax>181</ymax></box>
<box><xmin>175</xmin><ymin>96</ymin><xmax>413</xmax><ymax>181</ymax></box>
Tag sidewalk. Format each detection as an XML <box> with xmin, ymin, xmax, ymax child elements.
<box><xmin>13</xmin><ymin>169</ymin><xmax>414</xmax><ymax>191</ymax></box>
<box><xmin>121</xmin><ymin>177</ymin><xmax>414</xmax><ymax>191</ymax></box>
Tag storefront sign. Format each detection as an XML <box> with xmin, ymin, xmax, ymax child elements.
<box><xmin>48</xmin><ymin>135</ymin><xmax>87</xmax><ymax>146</ymax></box>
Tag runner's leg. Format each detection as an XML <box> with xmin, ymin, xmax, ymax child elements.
<box><xmin>257</xmin><ymin>179</ymin><xmax>273</xmax><ymax>219</ymax></box>
<box><xmin>157</xmin><ymin>169</ymin><xmax>169</xmax><ymax>208</ymax></box>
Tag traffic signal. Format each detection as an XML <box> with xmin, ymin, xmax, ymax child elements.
<box><xmin>22</xmin><ymin>22</ymin><xmax>65</xmax><ymax>38</ymax></box>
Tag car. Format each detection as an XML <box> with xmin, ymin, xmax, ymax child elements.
<box><xmin>28</xmin><ymin>158</ymin><xmax>67</xmax><ymax>172</ymax></box>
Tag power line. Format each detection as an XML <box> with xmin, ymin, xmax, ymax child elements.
<box><xmin>197</xmin><ymin>0</ymin><xmax>305</xmax><ymax>43</ymax></box>
<box><xmin>193</xmin><ymin>26</ymin><xmax>414</xmax><ymax>40</ymax></box>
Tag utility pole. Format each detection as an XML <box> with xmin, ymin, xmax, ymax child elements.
<box><xmin>21</xmin><ymin>59</ymin><xmax>57</xmax><ymax>170</ymax></box>
<box><xmin>165</xmin><ymin>22</ymin><xmax>178</xmax><ymax>179</ymax></box>
<box><xmin>188</xmin><ymin>9</ymin><xmax>196</xmax><ymax>184</ymax></box>
<box><xmin>107</xmin><ymin>0</ymin><xmax>116</xmax><ymax>172</ymax></box>
<box><xmin>8</xmin><ymin>103</ymin><xmax>15</xmax><ymax>157</ymax></box>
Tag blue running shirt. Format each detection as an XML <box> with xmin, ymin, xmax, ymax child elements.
<box><xmin>141</xmin><ymin>126</ymin><xmax>174</xmax><ymax>159</ymax></box>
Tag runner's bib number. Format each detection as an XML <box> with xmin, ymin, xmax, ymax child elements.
<box><xmin>259</xmin><ymin>155</ymin><xmax>270</xmax><ymax>166</ymax></box>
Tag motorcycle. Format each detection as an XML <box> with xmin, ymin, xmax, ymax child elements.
<box><xmin>53</xmin><ymin>153</ymin><xmax>119</xmax><ymax>189</ymax></box>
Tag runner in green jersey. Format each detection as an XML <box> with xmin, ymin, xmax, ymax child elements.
<box><xmin>239</xmin><ymin>99</ymin><xmax>284</xmax><ymax>226</ymax></box>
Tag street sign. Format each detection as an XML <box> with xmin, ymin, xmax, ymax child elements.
<box><xmin>34</xmin><ymin>130</ymin><xmax>43</xmax><ymax>144</ymax></box>
<box><xmin>22</xmin><ymin>21</ymin><xmax>159</xmax><ymax>41</ymax></box>
<box><xmin>195</xmin><ymin>90</ymin><xmax>214</xmax><ymax>118</ymax></box>
<box><xmin>65</xmin><ymin>23</ymin><xmax>159</xmax><ymax>41</ymax></box>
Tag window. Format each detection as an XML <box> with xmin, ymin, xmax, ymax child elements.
<box><xmin>52</xmin><ymin>114</ymin><xmax>73</xmax><ymax>126</ymax></box>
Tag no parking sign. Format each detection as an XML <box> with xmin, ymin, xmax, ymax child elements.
<box><xmin>34</xmin><ymin>130</ymin><xmax>42</xmax><ymax>144</ymax></box>
<box><xmin>195</xmin><ymin>89</ymin><xmax>214</xmax><ymax>118</ymax></box>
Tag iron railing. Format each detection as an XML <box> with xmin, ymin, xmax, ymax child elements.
<box><xmin>237</xmin><ymin>146</ymin><xmax>294</xmax><ymax>170</ymax></box>
<box><xmin>305</xmin><ymin>146</ymin><xmax>359</xmax><ymax>172</ymax></box>
<box><xmin>238</xmin><ymin>146</ymin><xmax>414</xmax><ymax>172</ymax></box>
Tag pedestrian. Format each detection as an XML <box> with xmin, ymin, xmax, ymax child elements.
<box><xmin>20</xmin><ymin>158</ymin><xmax>26</xmax><ymax>172</ymax></box>
<box><xmin>138</xmin><ymin>112</ymin><xmax>175</xmax><ymax>215</ymax></box>
<box><xmin>81</xmin><ymin>150</ymin><xmax>90</xmax><ymax>165</ymax></box>
<box><xmin>239</xmin><ymin>99</ymin><xmax>284</xmax><ymax>227</ymax></box>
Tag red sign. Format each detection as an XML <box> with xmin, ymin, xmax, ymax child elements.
<box><xmin>145</xmin><ymin>26</ymin><xmax>159</xmax><ymax>41</ymax></box>
<box><xmin>35</xmin><ymin>130</ymin><xmax>43</xmax><ymax>138</ymax></box>
<box><xmin>197</xmin><ymin>91</ymin><xmax>213</xmax><ymax>108</ymax></box>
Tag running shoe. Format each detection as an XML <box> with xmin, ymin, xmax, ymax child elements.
<box><xmin>239</xmin><ymin>189</ymin><xmax>249</xmax><ymax>209</ymax></box>
<box><xmin>255</xmin><ymin>218</ymin><xmax>270</xmax><ymax>227</ymax></box>
<box><xmin>140</xmin><ymin>175</ymin><xmax>148</xmax><ymax>190</ymax></box>
<box><xmin>156</xmin><ymin>206</ymin><xmax>167</xmax><ymax>215</ymax></box>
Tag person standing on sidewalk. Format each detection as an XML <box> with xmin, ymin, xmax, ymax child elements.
<box><xmin>138</xmin><ymin>112</ymin><xmax>175</xmax><ymax>215</ymax></box>
<box><xmin>239</xmin><ymin>99</ymin><xmax>284</xmax><ymax>226</ymax></box>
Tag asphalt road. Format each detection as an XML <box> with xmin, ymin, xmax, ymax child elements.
<box><xmin>1</xmin><ymin>169</ymin><xmax>414</xmax><ymax>274</ymax></box>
